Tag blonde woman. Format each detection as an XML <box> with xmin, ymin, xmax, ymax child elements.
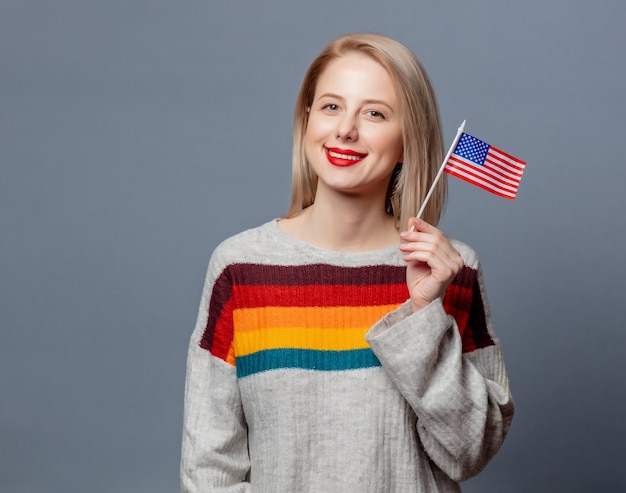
<box><xmin>181</xmin><ymin>33</ymin><xmax>514</xmax><ymax>492</ymax></box>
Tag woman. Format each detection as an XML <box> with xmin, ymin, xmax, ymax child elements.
<box><xmin>181</xmin><ymin>33</ymin><xmax>514</xmax><ymax>492</ymax></box>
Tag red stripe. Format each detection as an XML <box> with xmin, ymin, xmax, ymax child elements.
<box><xmin>201</xmin><ymin>296</ymin><xmax>235</xmax><ymax>360</ymax></box>
<box><xmin>231</xmin><ymin>283</ymin><xmax>409</xmax><ymax>308</ymax></box>
<box><xmin>443</xmin><ymin>285</ymin><xmax>473</xmax><ymax>338</ymax></box>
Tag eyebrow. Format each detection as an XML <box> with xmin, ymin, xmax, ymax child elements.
<box><xmin>316</xmin><ymin>93</ymin><xmax>396</xmax><ymax>113</ymax></box>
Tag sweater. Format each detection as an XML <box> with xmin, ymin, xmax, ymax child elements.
<box><xmin>181</xmin><ymin>220</ymin><xmax>514</xmax><ymax>493</ymax></box>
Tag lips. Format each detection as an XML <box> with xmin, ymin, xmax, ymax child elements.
<box><xmin>325</xmin><ymin>147</ymin><xmax>367</xmax><ymax>167</ymax></box>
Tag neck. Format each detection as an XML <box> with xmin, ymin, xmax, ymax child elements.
<box><xmin>283</xmin><ymin>188</ymin><xmax>399</xmax><ymax>252</ymax></box>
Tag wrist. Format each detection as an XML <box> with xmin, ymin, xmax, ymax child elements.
<box><xmin>410</xmin><ymin>298</ymin><xmax>430</xmax><ymax>312</ymax></box>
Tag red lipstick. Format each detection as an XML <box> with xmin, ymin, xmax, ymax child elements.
<box><xmin>325</xmin><ymin>147</ymin><xmax>367</xmax><ymax>167</ymax></box>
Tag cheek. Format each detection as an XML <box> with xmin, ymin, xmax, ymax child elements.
<box><xmin>303</xmin><ymin>121</ymin><xmax>323</xmax><ymax>163</ymax></box>
<box><xmin>385</xmin><ymin>129</ymin><xmax>404</xmax><ymax>160</ymax></box>
<box><xmin>364</xmin><ymin>127</ymin><xmax>403</xmax><ymax>157</ymax></box>
<box><xmin>305</xmin><ymin>115</ymin><xmax>334</xmax><ymax>142</ymax></box>
<box><xmin>303</xmin><ymin>124</ymin><xmax>317</xmax><ymax>156</ymax></box>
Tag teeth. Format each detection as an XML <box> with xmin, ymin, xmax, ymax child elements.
<box><xmin>328</xmin><ymin>150</ymin><xmax>365</xmax><ymax>160</ymax></box>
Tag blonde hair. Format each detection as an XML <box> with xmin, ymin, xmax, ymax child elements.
<box><xmin>286</xmin><ymin>33</ymin><xmax>446</xmax><ymax>228</ymax></box>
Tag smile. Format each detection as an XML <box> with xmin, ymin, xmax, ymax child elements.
<box><xmin>325</xmin><ymin>147</ymin><xmax>367</xmax><ymax>167</ymax></box>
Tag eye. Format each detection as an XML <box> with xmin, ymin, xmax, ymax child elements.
<box><xmin>366</xmin><ymin>110</ymin><xmax>386</xmax><ymax>120</ymax></box>
<box><xmin>322</xmin><ymin>103</ymin><xmax>339</xmax><ymax>112</ymax></box>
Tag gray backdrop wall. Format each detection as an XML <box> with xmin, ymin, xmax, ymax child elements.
<box><xmin>2</xmin><ymin>1</ymin><xmax>625</xmax><ymax>492</ymax></box>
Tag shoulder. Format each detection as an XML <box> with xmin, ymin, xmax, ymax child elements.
<box><xmin>210</xmin><ymin>220</ymin><xmax>280</xmax><ymax>268</ymax></box>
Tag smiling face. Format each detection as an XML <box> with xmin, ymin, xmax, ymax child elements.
<box><xmin>304</xmin><ymin>52</ymin><xmax>404</xmax><ymax>202</ymax></box>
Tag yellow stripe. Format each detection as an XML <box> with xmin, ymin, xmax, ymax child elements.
<box><xmin>232</xmin><ymin>304</ymin><xmax>400</xmax><ymax>332</ymax></box>
<box><xmin>234</xmin><ymin>326</ymin><xmax>372</xmax><ymax>356</ymax></box>
<box><xmin>232</xmin><ymin>304</ymin><xmax>402</xmax><ymax>357</ymax></box>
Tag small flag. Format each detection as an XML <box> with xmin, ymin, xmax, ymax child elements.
<box><xmin>444</xmin><ymin>133</ymin><xmax>526</xmax><ymax>199</ymax></box>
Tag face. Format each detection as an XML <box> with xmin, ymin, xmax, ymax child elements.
<box><xmin>304</xmin><ymin>53</ymin><xmax>404</xmax><ymax>201</ymax></box>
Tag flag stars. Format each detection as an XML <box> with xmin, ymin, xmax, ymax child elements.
<box><xmin>455</xmin><ymin>134</ymin><xmax>490</xmax><ymax>165</ymax></box>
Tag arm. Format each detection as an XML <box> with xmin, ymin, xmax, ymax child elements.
<box><xmin>366</xmin><ymin>219</ymin><xmax>514</xmax><ymax>481</ymax></box>
<box><xmin>181</xmin><ymin>253</ymin><xmax>251</xmax><ymax>492</ymax></box>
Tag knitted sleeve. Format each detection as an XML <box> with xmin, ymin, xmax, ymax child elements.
<box><xmin>181</xmin><ymin>247</ymin><xmax>251</xmax><ymax>493</ymax></box>
<box><xmin>366</xmin><ymin>247</ymin><xmax>514</xmax><ymax>482</ymax></box>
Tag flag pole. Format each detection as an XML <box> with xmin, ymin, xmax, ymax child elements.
<box><xmin>416</xmin><ymin>119</ymin><xmax>467</xmax><ymax>220</ymax></box>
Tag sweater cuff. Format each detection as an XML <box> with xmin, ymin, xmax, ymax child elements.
<box><xmin>366</xmin><ymin>298</ymin><xmax>451</xmax><ymax>348</ymax></box>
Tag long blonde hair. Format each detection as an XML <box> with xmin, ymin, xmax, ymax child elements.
<box><xmin>286</xmin><ymin>33</ymin><xmax>446</xmax><ymax>228</ymax></box>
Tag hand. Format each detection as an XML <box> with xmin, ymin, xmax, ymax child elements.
<box><xmin>398</xmin><ymin>217</ymin><xmax>464</xmax><ymax>312</ymax></box>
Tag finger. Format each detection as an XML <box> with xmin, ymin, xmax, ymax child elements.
<box><xmin>400</xmin><ymin>219</ymin><xmax>463</xmax><ymax>270</ymax></box>
<box><xmin>402</xmin><ymin>250</ymin><xmax>461</xmax><ymax>283</ymax></box>
<box><xmin>401</xmin><ymin>238</ymin><xmax>463</xmax><ymax>274</ymax></box>
<box><xmin>399</xmin><ymin>230</ymin><xmax>458</xmax><ymax>261</ymax></box>
<box><xmin>401</xmin><ymin>247</ymin><xmax>453</xmax><ymax>270</ymax></box>
<box><xmin>402</xmin><ymin>219</ymin><xmax>446</xmax><ymax>249</ymax></box>
<box><xmin>405</xmin><ymin>217</ymin><xmax>439</xmax><ymax>235</ymax></box>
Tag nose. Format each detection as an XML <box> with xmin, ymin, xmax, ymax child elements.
<box><xmin>336</xmin><ymin>113</ymin><xmax>358</xmax><ymax>142</ymax></box>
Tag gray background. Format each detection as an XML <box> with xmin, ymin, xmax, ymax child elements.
<box><xmin>2</xmin><ymin>1</ymin><xmax>625</xmax><ymax>491</ymax></box>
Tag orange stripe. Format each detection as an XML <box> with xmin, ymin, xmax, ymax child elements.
<box><xmin>232</xmin><ymin>304</ymin><xmax>401</xmax><ymax>332</ymax></box>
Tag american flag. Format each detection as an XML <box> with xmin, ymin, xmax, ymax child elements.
<box><xmin>444</xmin><ymin>133</ymin><xmax>526</xmax><ymax>199</ymax></box>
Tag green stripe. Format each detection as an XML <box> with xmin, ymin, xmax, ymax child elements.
<box><xmin>236</xmin><ymin>348</ymin><xmax>381</xmax><ymax>378</ymax></box>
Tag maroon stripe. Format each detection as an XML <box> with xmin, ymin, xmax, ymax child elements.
<box><xmin>466</xmin><ymin>276</ymin><xmax>493</xmax><ymax>351</ymax></box>
<box><xmin>225</xmin><ymin>263</ymin><xmax>407</xmax><ymax>286</ymax></box>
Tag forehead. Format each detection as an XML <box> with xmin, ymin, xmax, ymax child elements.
<box><xmin>313</xmin><ymin>52</ymin><xmax>399</xmax><ymax>102</ymax></box>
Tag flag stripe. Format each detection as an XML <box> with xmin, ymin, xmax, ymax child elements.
<box><xmin>446</xmin><ymin>169</ymin><xmax>517</xmax><ymax>199</ymax></box>
<box><xmin>483</xmin><ymin>155</ymin><xmax>525</xmax><ymax>180</ymax></box>
<box><xmin>489</xmin><ymin>145</ymin><xmax>526</xmax><ymax>167</ymax></box>
<box><xmin>446</xmin><ymin>167</ymin><xmax>517</xmax><ymax>198</ymax></box>
<box><xmin>446</xmin><ymin>163</ymin><xmax>519</xmax><ymax>196</ymax></box>
<box><xmin>448</xmin><ymin>156</ymin><xmax>520</xmax><ymax>189</ymax></box>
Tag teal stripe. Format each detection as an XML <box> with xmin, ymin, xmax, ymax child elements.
<box><xmin>236</xmin><ymin>348</ymin><xmax>381</xmax><ymax>378</ymax></box>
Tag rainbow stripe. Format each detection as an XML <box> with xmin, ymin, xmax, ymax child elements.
<box><xmin>200</xmin><ymin>263</ymin><xmax>493</xmax><ymax>377</ymax></box>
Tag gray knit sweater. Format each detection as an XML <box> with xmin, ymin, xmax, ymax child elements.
<box><xmin>181</xmin><ymin>220</ymin><xmax>514</xmax><ymax>492</ymax></box>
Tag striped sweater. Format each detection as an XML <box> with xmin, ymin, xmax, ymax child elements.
<box><xmin>181</xmin><ymin>220</ymin><xmax>514</xmax><ymax>493</ymax></box>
